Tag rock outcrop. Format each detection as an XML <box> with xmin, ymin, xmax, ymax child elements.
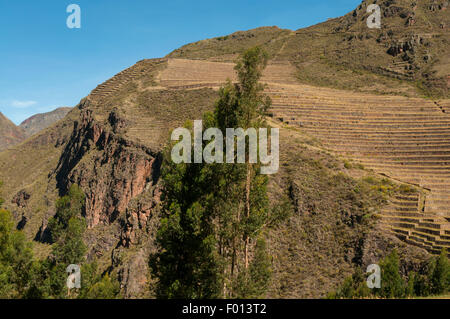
<box><xmin>11</xmin><ymin>190</ymin><xmax>31</xmax><ymax>208</ymax></box>
<box><xmin>53</xmin><ymin>104</ymin><xmax>161</xmax><ymax>229</ymax></box>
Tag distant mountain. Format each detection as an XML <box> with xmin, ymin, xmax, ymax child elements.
<box><xmin>19</xmin><ymin>107</ymin><xmax>72</xmax><ymax>138</ymax></box>
<box><xmin>0</xmin><ymin>112</ymin><xmax>25</xmax><ymax>151</ymax></box>
<box><xmin>0</xmin><ymin>107</ymin><xmax>72</xmax><ymax>151</ymax></box>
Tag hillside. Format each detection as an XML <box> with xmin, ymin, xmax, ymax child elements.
<box><xmin>0</xmin><ymin>0</ymin><xmax>448</xmax><ymax>298</ymax></box>
<box><xmin>0</xmin><ymin>107</ymin><xmax>73</xmax><ymax>151</ymax></box>
<box><xmin>0</xmin><ymin>112</ymin><xmax>25</xmax><ymax>151</ymax></box>
<box><xmin>19</xmin><ymin>107</ymin><xmax>72</xmax><ymax>138</ymax></box>
<box><xmin>169</xmin><ymin>0</ymin><xmax>449</xmax><ymax>98</ymax></box>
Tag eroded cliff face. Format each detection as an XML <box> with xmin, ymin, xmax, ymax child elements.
<box><xmin>42</xmin><ymin>101</ymin><xmax>164</xmax><ymax>297</ymax></box>
<box><xmin>112</xmin><ymin>186</ymin><xmax>162</xmax><ymax>298</ymax></box>
<box><xmin>53</xmin><ymin>104</ymin><xmax>161</xmax><ymax>229</ymax></box>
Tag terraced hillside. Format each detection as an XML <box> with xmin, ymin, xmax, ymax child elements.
<box><xmin>137</xmin><ymin>57</ymin><xmax>449</xmax><ymax>255</ymax></box>
<box><xmin>267</xmin><ymin>83</ymin><xmax>450</xmax><ymax>254</ymax></box>
<box><xmin>158</xmin><ymin>58</ymin><xmax>298</xmax><ymax>89</ymax></box>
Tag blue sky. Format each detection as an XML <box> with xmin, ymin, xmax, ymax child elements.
<box><xmin>0</xmin><ymin>0</ymin><xmax>361</xmax><ymax>124</ymax></box>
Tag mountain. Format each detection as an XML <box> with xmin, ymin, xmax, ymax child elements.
<box><xmin>170</xmin><ymin>0</ymin><xmax>449</xmax><ymax>97</ymax></box>
<box><xmin>0</xmin><ymin>0</ymin><xmax>448</xmax><ymax>298</ymax></box>
<box><xmin>19</xmin><ymin>107</ymin><xmax>72</xmax><ymax>138</ymax></box>
<box><xmin>0</xmin><ymin>112</ymin><xmax>25</xmax><ymax>150</ymax></box>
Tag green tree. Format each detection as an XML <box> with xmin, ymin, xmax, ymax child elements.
<box><xmin>0</xmin><ymin>184</ymin><xmax>120</xmax><ymax>299</ymax></box>
<box><xmin>214</xmin><ymin>47</ymin><xmax>272</xmax><ymax>297</ymax></box>
<box><xmin>330</xmin><ymin>268</ymin><xmax>371</xmax><ymax>299</ymax></box>
<box><xmin>29</xmin><ymin>184</ymin><xmax>89</xmax><ymax>298</ymax></box>
<box><xmin>47</xmin><ymin>184</ymin><xmax>85</xmax><ymax>243</ymax></box>
<box><xmin>151</xmin><ymin>147</ymin><xmax>222</xmax><ymax>298</ymax></box>
<box><xmin>152</xmin><ymin>47</ymin><xmax>275</xmax><ymax>299</ymax></box>
<box><xmin>233</xmin><ymin>238</ymin><xmax>272</xmax><ymax>298</ymax></box>
<box><xmin>51</xmin><ymin>216</ymin><xmax>87</xmax><ymax>266</ymax></box>
<box><xmin>378</xmin><ymin>250</ymin><xmax>406</xmax><ymax>298</ymax></box>
<box><xmin>24</xmin><ymin>259</ymin><xmax>54</xmax><ymax>299</ymax></box>
<box><xmin>330</xmin><ymin>249</ymin><xmax>448</xmax><ymax>299</ymax></box>
<box><xmin>78</xmin><ymin>261</ymin><xmax>100</xmax><ymax>298</ymax></box>
<box><xmin>0</xmin><ymin>209</ymin><xmax>33</xmax><ymax>298</ymax></box>
<box><xmin>406</xmin><ymin>271</ymin><xmax>416</xmax><ymax>297</ymax></box>
<box><xmin>430</xmin><ymin>248</ymin><xmax>449</xmax><ymax>295</ymax></box>
<box><xmin>83</xmin><ymin>273</ymin><xmax>121</xmax><ymax>299</ymax></box>
<box><xmin>412</xmin><ymin>272</ymin><xmax>430</xmax><ymax>297</ymax></box>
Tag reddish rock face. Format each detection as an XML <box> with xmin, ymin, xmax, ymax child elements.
<box><xmin>47</xmin><ymin>105</ymin><xmax>163</xmax><ymax>297</ymax></box>
<box><xmin>121</xmin><ymin>185</ymin><xmax>161</xmax><ymax>247</ymax></box>
<box><xmin>81</xmin><ymin>155</ymin><xmax>155</xmax><ymax>228</ymax></box>
<box><xmin>53</xmin><ymin>108</ymin><xmax>161</xmax><ymax>229</ymax></box>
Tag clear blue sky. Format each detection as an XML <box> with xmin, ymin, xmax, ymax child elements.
<box><xmin>0</xmin><ymin>0</ymin><xmax>361</xmax><ymax>124</ymax></box>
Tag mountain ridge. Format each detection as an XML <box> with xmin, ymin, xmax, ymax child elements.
<box><xmin>168</xmin><ymin>0</ymin><xmax>449</xmax><ymax>97</ymax></box>
<box><xmin>0</xmin><ymin>107</ymin><xmax>72</xmax><ymax>151</ymax></box>
<box><xmin>19</xmin><ymin>107</ymin><xmax>72</xmax><ymax>138</ymax></box>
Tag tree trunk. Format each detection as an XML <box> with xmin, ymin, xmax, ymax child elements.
<box><xmin>244</xmin><ymin>163</ymin><xmax>251</xmax><ymax>269</ymax></box>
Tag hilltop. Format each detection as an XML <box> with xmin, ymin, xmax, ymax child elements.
<box><xmin>169</xmin><ymin>0</ymin><xmax>449</xmax><ymax>97</ymax></box>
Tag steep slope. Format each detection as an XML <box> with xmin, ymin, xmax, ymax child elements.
<box><xmin>266</xmin><ymin>119</ymin><xmax>430</xmax><ymax>298</ymax></box>
<box><xmin>285</xmin><ymin>0</ymin><xmax>450</xmax><ymax>97</ymax></box>
<box><xmin>0</xmin><ymin>112</ymin><xmax>25</xmax><ymax>151</ymax></box>
<box><xmin>19</xmin><ymin>107</ymin><xmax>72</xmax><ymax>138</ymax></box>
